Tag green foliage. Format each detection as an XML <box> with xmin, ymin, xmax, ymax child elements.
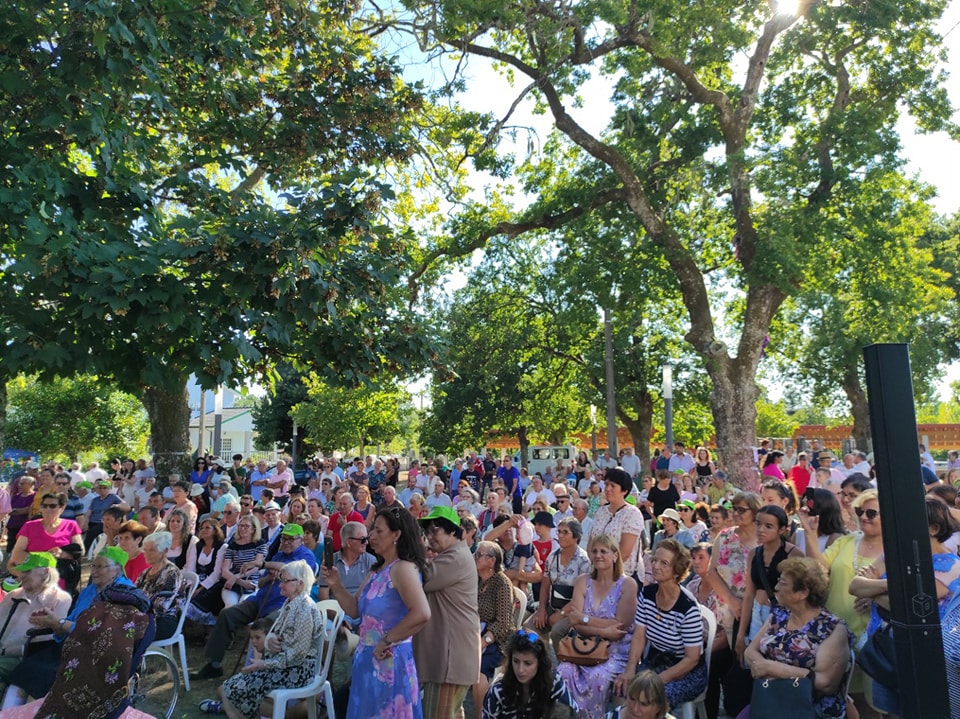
<box><xmin>6</xmin><ymin>375</ymin><xmax>149</xmax><ymax>461</ymax></box>
<box><xmin>1</xmin><ymin>0</ymin><xmax>439</xmax><ymax>456</ymax></box>
<box><xmin>291</xmin><ymin>375</ymin><xmax>410</xmax><ymax>455</ymax></box>
<box><xmin>755</xmin><ymin>396</ymin><xmax>801</xmax><ymax>440</ymax></box>
<box><xmin>251</xmin><ymin>364</ymin><xmax>313</xmax><ymax>456</ymax></box>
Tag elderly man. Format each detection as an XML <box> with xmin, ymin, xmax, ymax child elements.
<box><xmin>326</xmin><ymin>492</ymin><xmax>363</xmax><ymax>553</ymax></box>
<box><xmin>425</xmin><ymin>479</ymin><xmax>454</xmax><ymax>510</ymax></box>
<box><xmin>552</xmin><ymin>484</ymin><xmax>574</xmax><ymax>519</ymax></box>
<box><xmin>260</xmin><ymin>501</ymin><xmax>285</xmax><ymax>548</ymax></box>
<box><xmin>572</xmin><ymin>499</ymin><xmax>594</xmax><ymax>550</ymax></box>
<box><xmin>0</xmin><ymin>553</ymin><xmax>72</xmax><ymax>684</ymax></box>
<box><xmin>522</xmin><ymin>474</ymin><xmax>555</xmax><ymax>512</ymax></box>
<box><xmin>398</xmin><ymin>474</ymin><xmax>422</xmax><ymax>507</ymax></box>
<box><xmin>192</xmin><ymin>523</ymin><xmax>317</xmax><ymax>680</ymax></box>
<box><xmin>377</xmin><ymin>485</ymin><xmax>404</xmax><ymax>512</ymax></box>
<box><xmin>248</xmin><ymin>460</ymin><xmax>270</xmax><ymax>503</ymax></box>
<box><xmin>267</xmin><ymin>459</ymin><xmax>292</xmax><ymax>506</ymax></box>
<box><xmin>620</xmin><ymin>446</ymin><xmax>641</xmax><ymax>478</ymax></box>
<box><xmin>219</xmin><ymin>499</ymin><xmax>241</xmax><ymax>541</ymax></box>
<box><xmin>84</xmin><ymin>479</ymin><xmax>130</xmax><ymax>548</ymax></box>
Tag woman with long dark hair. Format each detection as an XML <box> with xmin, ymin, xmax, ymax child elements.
<box><xmin>323</xmin><ymin>507</ymin><xmax>431</xmax><ymax>718</ymax></box>
<box><xmin>794</xmin><ymin>488</ymin><xmax>847</xmax><ymax>556</ymax></box>
<box><xmin>482</xmin><ymin>630</ymin><xmax>577</xmax><ymax>718</ymax></box>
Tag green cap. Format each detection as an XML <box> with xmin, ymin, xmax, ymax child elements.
<box><xmin>13</xmin><ymin>552</ymin><xmax>57</xmax><ymax>573</ymax></box>
<box><xmin>417</xmin><ymin>505</ymin><xmax>461</xmax><ymax>527</ymax></box>
<box><xmin>678</xmin><ymin>499</ymin><xmax>696</xmax><ymax>510</ymax></box>
<box><xmin>280</xmin><ymin>523</ymin><xmax>305</xmax><ymax>537</ymax></box>
<box><xmin>76</xmin><ymin>481</ymin><xmax>93</xmax><ymax>489</ymax></box>
<box><xmin>99</xmin><ymin>546</ymin><xmax>129</xmax><ymax>572</ymax></box>
<box><xmin>96</xmin><ymin>479</ymin><xmax>112</xmax><ymax>488</ymax></box>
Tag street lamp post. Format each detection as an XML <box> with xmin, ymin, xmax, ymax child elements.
<box><xmin>603</xmin><ymin>307</ymin><xmax>619</xmax><ymax>458</ymax></box>
<box><xmin>291</xmin><ymin>419</ymin><xmax>298</xmax><ymax>471</ymax></box>
<box><xmin>662</xmin><ymin>364</ymin><xmax>674</xmax><ymax>448</ymax></box>
<box><xmin>590</xmin><ymin>405</ymin><xmax>597</xmax><ymax>458</ymax></box>
<box><xmin>213</xmin><ymin>388</ymin><xmax>224</xmax><ymax>457</ymax></box>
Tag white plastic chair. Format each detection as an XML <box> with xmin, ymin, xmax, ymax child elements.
<box><xmin>149</xmin><ymin>569</ymin><xmax>200</xmax><ymax>692</ymax></box>
<box><xmin>268</xmin><ymin>598</ymin><xmax>345</xmax><ymax>719</ymax></box>
<box><xmin>676</xmin><ymin>604</ymin><xmax>717</xmax><ymax>719</ymax></box>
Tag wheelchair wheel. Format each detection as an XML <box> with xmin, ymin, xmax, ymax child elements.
<box><xmin>129</xmin><ymin>648</ymin><xmax>180</xmax><ymax>719</ymax></box>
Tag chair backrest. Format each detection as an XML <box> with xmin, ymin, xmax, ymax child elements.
<box><xmin>699</xmin><ymin>603</ymin><xmax>717</xmax><ymax>676</ymax></box>
<box><xmin>512</xmin><ymin>585</ymin><xmax>527</xmax><ymax>627</ymax></box>
<box><xmin>314</xmin><ymin>599</ymin><xmax>346</xmax><ymax>682</ymax></box>
<box><xmin>170</xmin><ymin>570</ymin><xmax>200</xmax><ymax>638</ymax></box>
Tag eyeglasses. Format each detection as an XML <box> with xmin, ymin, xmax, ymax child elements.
<box><xmin>732</xmin><ymin>506</ymin><xmax>751</xmax><ymax>515</ymax></box>
<box><xmin>677</xmin><ymin>506</ymin><xmax>693</xmax><ymax>512</ymax></box>
<box><xmin>474</xmin><ymin>552</ymin><xmax>493</xmax><ymax>560</ymax></box>
<box><xmin>557</xmin><ymin>497</ymin><xmax>570</xmax><ymax>503</ymax></box>
<box><xmin>55</xmin><ymin>481</ymin><xmax>70</xmax><ymax>486</ymax></box>
<box><xmin>41</xmin><ymin>503</ymin><xmax>60</xmax><ymax>509</ymax></box>
<box><xmin>241</xmin><ymin>502</ymin><xmax>252</xmax><ymax>507</ymax></box>
<box><xmin>350</xmin><ymin>536</ymin><xmax>369</xmax><ymax>544</ymax></box>
<box><xmin>280</xmin><ymin>577</ymin><xmax>299</xmax><ymax>584</ymax></box>
<box><xmin>855</xmin><ymin>507</ymin><xmax>880</xmax><ymax>520</ymax></box>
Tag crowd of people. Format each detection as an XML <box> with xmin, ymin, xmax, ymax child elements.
<box><xmin>0</xmin><ymin>441</ymin><xmax>957</xmax><ymax>718</ymax></box>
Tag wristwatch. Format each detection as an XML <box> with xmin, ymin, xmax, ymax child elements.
<box><xmin>582</xmin><ymin>615</ymin><xmax>590</xmax><ymax>625</ymax></box>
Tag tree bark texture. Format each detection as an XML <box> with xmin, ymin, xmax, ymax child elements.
<box><xmin>142</xmin><ymin>381</ymin><xmax>192</xmax><ymax>484</ymax></box>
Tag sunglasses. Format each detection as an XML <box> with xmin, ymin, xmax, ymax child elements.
<box><xmin>41</xmin><ymin>503</ymin><xmax>60</xmax><ymax>509</ymax></box>
<box><xmin>677</xmin><ymin>506</ymin><xmax>693</xmax><ymax>512</ymax></box>
<box><xmin>350</xmin><ymin>536</ymin><xmax>369</xmax><ymax>544</ymax></box>
<box><xmin>855</xmin><ymin>507</ymin><xmax>880</xmax><ymax>520</ymax></box>
<box><xmin>515</xmin><ymin>629</ymin><xmax>539</xmax><ymax>644</ymax></box>
<box><xmin>732</xmin><ymin>506</ymin><xmax>751</xmax><ymax>515</ymax></box>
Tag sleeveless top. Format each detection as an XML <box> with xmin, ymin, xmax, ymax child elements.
<box><xmin>750</xmin><ymin>540</ymin><xmax>792</xmax><ymax>599</ymax></box>
<box><xmin>695</xmin><ymin>462</ymin><xmax>713</xmax><ymax>478</ymax></box>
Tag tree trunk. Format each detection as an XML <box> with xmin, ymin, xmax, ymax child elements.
<box><xmin>517</xmin><ymin>425</ymin><xmax>530</xmax><ymax>468</ymax></box>
<box><xmin>843</xmin><ymin>368</ymin><xmax>872</xmax><ymax>452</ymax></box>
<box><xmin>142</xmin><ymin>382</ymin><xmax>191</xmax><ymax>485</ymax></box>
<box><xmin>0</xmin><ymin>377</ymin><xmax>6</xmax><ymax>456</ymax></box>
<box><xmin>709</xmin><ymin>357</ymin><xmax>762</xmax><ymax>490</ymax></box>
<box><xmin>619</xmin><ymin>390</ymin><xmax>653</xmax><ymax>472</ymax></box>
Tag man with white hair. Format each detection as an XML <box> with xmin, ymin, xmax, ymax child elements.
<box><xmin>572</xmin><ymin>500</ymin><xmax>594</xmax><ymax>550</ymax></box>
<box><xmin>620</xmin><ymin>446</ymin><xmax>641</xmax><ymax>479</ymax></box>
<box><xmin>552</xmin><ymin>484</ymin><xmax>574</xmax><ymax>519</ymax></box>
<box><xmin>0</xmin><ymin>553</ymin><xmax>72</xmax><ymax>684</ymax></box>
<box><xmin>268</xmin><ymin>459</ymin><xmax>292</xmax><ymax>506</ymax></box>
<box><xmin>522</xmin><ymin>474</ymin><xmax>556</xmax><ymax>512</ymax></box>
<box><xmin>377</xmin><ymin>485</ymin><xmax>404</xmax><ymax>513</ymax></box>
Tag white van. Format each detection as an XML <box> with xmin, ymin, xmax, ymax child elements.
<box><xmin>514</xmin><ymin>445</ymin><xmax>578</xmax><ymax>478</ymax></box>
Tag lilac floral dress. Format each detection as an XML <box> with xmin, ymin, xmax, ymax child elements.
<box><xmin>347</xmin><ymin>560</ymin><xmax>422</xmax><ymax>719</ymax></box>
<box><xmin>557</xmin><ymin>576</ymin><xmax>633</xmax><ymax>719</ymax></box>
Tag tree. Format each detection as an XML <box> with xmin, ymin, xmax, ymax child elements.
<box><xmin>776</xmin><ymin>173</ymin><xmax>957</xmax><ymax>448</ymax></box>
<box><xmin>252</xmin><ymin>364</ymin><xmax>313</xmax><ymax>456</ymax></box>
<box><xmin>1</xmin><ymin>0</ymin><xmax>437</xmax><ymax>474</ymax></box>
<box><xmin>291</xmin><ymin>375</ymin><xmax>410</xmax><ymax>455</ymax></box>
<box><xmin>400</xmin><ymin>0</ymin><xmax>955</xmax><ymax>483</ymax></box>
<box><xmin>6</xmin><ymin>375</ymin><xmax>149</xmax><ymax>461</ymax></box>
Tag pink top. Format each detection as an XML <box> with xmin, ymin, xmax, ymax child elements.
<box><xmin>762</xmin><ymin>464</ymin><xmax>785</xmax><ymax>480</ymax></box>
<box><xmin>17</xmin><ymin>518</ymin><xmax>82</xmax><ymax>551</ymax></box>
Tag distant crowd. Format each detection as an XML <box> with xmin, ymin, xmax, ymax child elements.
<box><xmin>0</xmin><ymin>441</ymin><xmax>957</xmax><ymax>719</ymax></box>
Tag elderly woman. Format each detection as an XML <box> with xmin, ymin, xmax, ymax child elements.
<box><xmin>137</xmin><ymin>531</ymin><xmax>188</xmax><ymax>640</ymax></box>
<box><xmin>0</xmin><ymin>553</ymin><xmax>71</xmax><ymax>690</ymax></box>
<box><xmin>557</xmin><ymin>534</ymin><xmax>638</xmax><ymax>719</ymax></box>
<box><xmin>2</xmin><ymin>547</ymin><xmax>133</xmax><ymax>708</ymax></box>
<box><xmin>530</xmin><ymin>516</ymin><xmax>591</xmax><ymax>660</ymax></box>
<box><xmin>740</xmin><ymin>557</ymin><xmax>854</xmax><ymax>719</ymax></box>
<box><xmin>8</xmin><ymin>492</ymin><xmax>84</xmax><ymax>571</ymax></box>
<box><xmin>616</xmin><ymin>539</ymin><xmax>706</xmax><ymax>709</ymax></box>
<box><xmin>413</xmin><ymin>505</ymin><xmax>481</xmax><ymax>719</ymax></box>
<box><xmin>652</xmin><ymin>508</ymin><xmax>682</xmax><ymax>552</ymax></box>
<box><xmin>324</xmin><ymin>507</ymin><xmax>431</xmax><ymax>718</ymax></box>
<box><xmin>408</xmin><ymin>491</ymin><xmax>429</xmax><ymax>520</ymax></box>
<box><xmin>471</xmin><ymin>540</ymin><xmax>519</xmax><ymax>719</ymax></box>
<box><xmin>214</xmin><ymin>559</ymin><xmax>324</xmax><ymax>719</ymax></box>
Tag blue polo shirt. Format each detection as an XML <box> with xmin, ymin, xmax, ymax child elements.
<box><xmin>241</xmin><ymin>543</ymin><xmax>317</xmax><ymax>617</ymax></box>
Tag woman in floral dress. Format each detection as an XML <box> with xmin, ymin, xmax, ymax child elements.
<box><xmin>323</xmin><ymin>507</ymin><xmax>430</xmax><ymax>718</ymax></box>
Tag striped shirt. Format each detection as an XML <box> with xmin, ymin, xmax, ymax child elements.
<box><xmin>635</xmin><ymin>583</ymin><xmax>703</xmax><ymax>657</ymax></box>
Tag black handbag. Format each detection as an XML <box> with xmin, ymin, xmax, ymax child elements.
<box><xmin>857</xmin><ymin>623</ymin><xmax>897</xmax><ymax>689</ymax></box>
<box><xmin>750</xmin><ymin>675</ymin><xmax>816</xmax><ymax>718</ymax></box>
